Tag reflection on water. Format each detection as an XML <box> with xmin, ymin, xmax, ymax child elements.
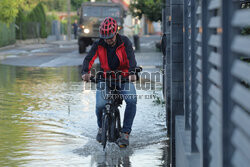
<box><xmin>0</xmin><ymin>64</ymin><xmax>168</xmax><ymax>166</ymax></box>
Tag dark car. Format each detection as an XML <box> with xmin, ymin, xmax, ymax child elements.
<box><xmin>77</xmin><ymin>2</ymin><xmax>125</xmax><ymax>53</ymax></box>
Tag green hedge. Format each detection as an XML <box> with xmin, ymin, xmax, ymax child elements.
<box><xmin>0</xmin><ymin>22</ymin><xmax>15</xmax><ymax>47</ymax></box>
<box><xmin>16</xmin><ymin>10</ymin><xmax>27</xmax><ymax>40</ymax></box>
<box><xmin>28</xmin><ymin>3</ymin><xmax>47</xmax><ymax>38</ymax></box>
<box><xmin>16</xmin><ymin>2</ymin><xmax>48</xmax><ymax>39</ymax></box>
<box><xmin>46</xmin><ymin>13</ymin><xmax>58</xmax><ymax>35</ymax></box>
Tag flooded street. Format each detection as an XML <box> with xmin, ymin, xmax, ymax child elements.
<box><xmin>0</xmin><ymin>64</ymin><xmax>168</xmax><ymax>166</ymax></box>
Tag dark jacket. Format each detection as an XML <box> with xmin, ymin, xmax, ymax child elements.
<box><xmin>81</xmin><ymin>34</ymin><xmax>137</xmax><ymax>77</ymax></box>
<box><xmin>72</xmin><ymin>23</ymin><xmax>78</xmax><ymax>33</ymax></box>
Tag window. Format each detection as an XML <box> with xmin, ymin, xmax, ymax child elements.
<box><xmin>82</xmin><ymin>6</ymin><xmax>120</xmax><ymax>17</ymax></box>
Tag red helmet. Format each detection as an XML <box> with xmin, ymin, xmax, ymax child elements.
<box><xmin>99</xmin><ymin>17</ymin><xmax>118</xmax><ymax>39</ymax></box>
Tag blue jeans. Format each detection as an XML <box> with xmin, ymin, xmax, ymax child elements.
<box><xmin>96</xmin><ymin>82</ymin><xmax>137</xmax><ymax>133</ymax></box>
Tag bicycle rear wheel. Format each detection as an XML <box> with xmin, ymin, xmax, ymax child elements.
<box><xmin>101</xmin><ymin>114</ymin><xmax>109</xmax><ymax>150</ymax></box>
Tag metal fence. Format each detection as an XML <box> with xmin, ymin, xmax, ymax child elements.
<box><xmin>161</xmin><ymin>0</ymin><xmax>250</xmax><ymax>166</ymax></box>
<box><xmin>16</xmin><ymin>22</ymin><xmax>41</xmax><ymax>40</ymax></box>
<box><xmin>0</xmin><ymin>22</ymin><xmax>15</xmax><ymax>47</ymax></box>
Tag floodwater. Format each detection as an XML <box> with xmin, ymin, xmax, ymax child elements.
<box><xmin>0</xmin><ymin>64</ymin><xmax>168</xmax><ymax>167</ymax></box>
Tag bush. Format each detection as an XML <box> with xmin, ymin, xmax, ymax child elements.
<box><xmin>27</xmin><ymin>2</ymin><xmax>47</xmax><ymax>38</ymax></box>
<box><xmin>60</xmin><ymin>19</ymin><xmax>68</xmax><ymax>35</ymax></box>
<box><xmin>0</xmin><ymin>22</ymin><xmax>15</xmax><ymax>47</ymax></box>
<box><xmin>46</xmin><ymin>13</ymin><xmax>59</xmax><ymax>35</ymax></box>
<box><xmin>16</xmin><ymin>10</ymin><xmax>27</xmax><ymax>39</ymax></box>
<box><xmin>15</xmin><ymin>2</ymin><xmax>48</xmax><ymax>39</ymax></box>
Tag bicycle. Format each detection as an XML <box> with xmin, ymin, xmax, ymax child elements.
<box><xmin>90</xmin><ymin>67</ymin><xmax>142</xmax><ymax>150</ymax></box>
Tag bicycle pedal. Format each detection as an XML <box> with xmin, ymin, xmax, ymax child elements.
<box><xmin>118</xmin><ymin>144</ymin><xmax>127</xmax><ymax>148</ymax></box>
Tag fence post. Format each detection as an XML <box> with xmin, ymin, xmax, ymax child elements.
<box><xmin>162</xmin><ymin>0</ymin><xmax>167</xmax><ymax>99</ymax></box>
<box><xmin>221</xmin><ymin>0</ymin><xmax>233</xmax><ymax>166</ymax></box>
<box><xmin>36</xmin><ymin>23</ymin><xmax>40</xmax><ymax>43</ymax></box>
<box><xmin>201</xmin><ymin>0</ymin><xmax>209</xmax><ymax>166</ymax></box>
<box><xmin>190</xmin><ymin>0</ymin><xmax>198</xmax><ymax>153</ymax></box>
<box><xmin>183</xmin><ymin>0</ymin><xmax>191</xmax><ymax>131</ymax></box>
<box><xmin>170</xmin><ymin>0</ymin><xmax>184</xmax><ymax>165</ymax></box>
<box><xmin>165</xmin><ymin>0</ymin><xmax>171</xmax><ymax>137</ymax></box>
<box><xmin>52</xmin><ymin>20</ymin><xmax>61</xmax><ymax>40</ymax></box>
<box><xmin>19</xmin><ymin>23</ymin><xmax>21</xmax><ymax>40</ymax></box>
<box><xmin>204</xmin><ymin>0</ymin><xmax>223</xmax><ymax>166</ymax></box>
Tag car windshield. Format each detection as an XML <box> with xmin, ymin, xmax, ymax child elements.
<box><xmin>102</xmin><ymin>7</ymin><xmax>120</xmax><ymax>17</ymax></box>
<box><xmin>83</xmin><ymin>6</ymin><xmax>120</xmax><ymax>17</ymax></box>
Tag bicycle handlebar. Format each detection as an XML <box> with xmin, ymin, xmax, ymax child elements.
<box><xmin>90</xmin><ymin>76</ymin><xmax>129</xmax><ymax>84</ymax></box>
<box><xmin>90</xmin><ymin>66</ymin><xmax>143</xmax><ymax>84</ymax></box>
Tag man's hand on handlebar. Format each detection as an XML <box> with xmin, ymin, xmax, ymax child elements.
<box><xmin>82</xmin><ymin>74</ymin><xmax>91</xmax><ymax>82</ymax></box>
<box><xmin>82</xmin><ymin>66</ymin><xmax>142</xmax><ymax>83</ymax></box>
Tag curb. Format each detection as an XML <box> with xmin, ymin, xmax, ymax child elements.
<box><xmin>0</xmin><ymin>44</ymin><xmax>16</xmax><ymax>51</ymax></box>
<box><xmin>0</xmin><ymin>39</ymin><xmax>77</xmax><ymax>52</ymax></box>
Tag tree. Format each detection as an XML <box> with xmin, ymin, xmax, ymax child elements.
<box><xmin>28</xmin><ymin>2</ymin><xmax>47</xmax><ymax>38</ymax></box>
<box><xmin>0</xmin><ymin>0</ymin><xmax>23</xmax><ymax>24</ymax></box>
<box><xmin>71</xmin><ymin>0</ymin><xmax>89</xmax><ymax>11</ymax></box>
<box><xmin>19</xmin><ymin>0</ymin><xmax>40</xmax><ymax>11</ymax></box>
<box><xmin>0</xmin><ymin>0</ymin><xmax>43</xmax><ymax>25</ymax></box>
<box><xmin>129</xmin><ymin>0</ymin><xmax>162</xmax><ymax>22</ymax></box>
<box><xmin>41</xmin><ymin>0</ymin><xmax>68</xmax><ymax>11</ymax></box>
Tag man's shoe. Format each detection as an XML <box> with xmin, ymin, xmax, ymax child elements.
<box><xmin>117</xmin><ymin>132</ymin><xmax>129</xmax><ymax>148</ymax></box>
<box><xmin>96</xmin><ymin>128</ymin><xmax>102</xmax><ymax>143</ymax></box>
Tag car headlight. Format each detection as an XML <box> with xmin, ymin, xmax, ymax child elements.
<box><xmin>84</xmin><ymin>28</ymin><xmax>90</xmax><ymax>34</ymax></box>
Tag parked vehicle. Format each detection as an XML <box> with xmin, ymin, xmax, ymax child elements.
<box><xmin>77</xmin><ymin>2</ymin><xmax>125</xmax><ymax>53</ymax></box>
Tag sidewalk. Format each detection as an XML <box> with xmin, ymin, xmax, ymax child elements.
<box><xmin>0</xmin><ymin>37</ymin><xmax>78</xmax><ymax>61</ymax></box>
<box><xmin>133</xmin><ymin>35</ymin><xmax>162</xmax><ymax>74</ymax></box>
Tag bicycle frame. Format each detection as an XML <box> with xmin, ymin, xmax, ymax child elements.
<box><xmin>89</xmin><ymin>68</ymin><xmax>142</xmax><ymax>150</ymax></box>
<box><xmin>101</xmin><ymin>84</ymin><xmax>123</xmax><ymax>149</ymax></box>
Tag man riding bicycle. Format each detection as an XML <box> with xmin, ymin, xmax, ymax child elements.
<box><xmin>81</xmin><ymin>17</ymin><xmax>137</xmax><ymax>147</ymax></box>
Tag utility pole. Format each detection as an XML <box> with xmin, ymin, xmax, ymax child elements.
<box><xmin>67</xmin><ymin>0</ymin><xmax>71</xmax><ymax>41</ymax></box>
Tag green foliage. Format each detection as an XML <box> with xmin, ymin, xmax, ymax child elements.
<box><xmin>0</xmin><ymin>0</ymin><xmax>22</xmax><ymax>25</ymax></box>
<box><xmin>27</xmin><ymin>2</ymin><xmax>47</xmax><ymax>38</ymax></box>
<box><xmin>241</xmin><ymin>2</ymin><xmax>250</xmax><ymax>35</ymax></box>
<box><xmin>241</xmin><ymin>27</ymin><xmax>250</xmax><ymax>35</ymax></box>
<box><xmin>71</xmin><ymin>0</ymin><xmax>89</xmax><ymax>11</ymax></box>
<box><xmin>240</xmin><ymin>2</ymin><xmax>250</xmax><ymax>65</ymax></box>
<box><xmin>71</xmin><ymin>15</ymin><xmax>79</xmax><ymax>23</ymax></box>
<box><xmin>19</xmin><ymin>0</ymin><xmax>40</xmax><ymax>12</ymax></box>
<box><xmin>15</xmin><ymin>2</ymin><xmax>48</xmax><ymax>39</ymax></box>
<box><xmin>15</xmin><ymin>10</ymin><xmax>29</xmax><ymax>39</ymax></box>
<box><xmin>129</xmin><ymin>0</ymin><xmax>162</xmax><ymax>22</ymax></box>
<box><xmin>152</xmin><ymin>91</ymin><xmax>165</xmax><ymax>106</ymax></box>
<box><xmin>241</xmin><ymin>2</ymin><xmax>250</xmax><ymax>9</ymax></box>
<box><xmin>46</xmin><ymin>13</ymin><xmax>59</xmax><ymax>35</ymax></box>
<box><xmin>0</xmin><ymin>22</ymin><xmax>16</xmax><ymax>47</ymax></box>
<box><xmin>60</xmin><ymin>19</ymin><xmax>68</xmax><ymax>35</ymax></box>
<box><xmin>42</xmin><ymin>0</ymin><xmax>68</xmax><ymax>12</ymax></box>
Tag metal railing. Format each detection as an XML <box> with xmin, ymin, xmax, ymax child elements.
<box><xmin>0</xmin><ymin>22</ymin><xmax>15</xmax><ymax>47</ymax></box>
<box><xmin>161</xmin><ymin>0</ymin><xmax>250</xmax><ymax>166</ymax></box>
<box><xmin>16</xmin><ymin>22</ymin><xmax>40</xmax><ymax>40</ymax></box>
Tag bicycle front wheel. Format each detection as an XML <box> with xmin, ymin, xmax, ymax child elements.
<box><xmin>110</xmin><ymin>116</ymin><xmax>116</xmax><ymax>142</ymax></box>
<box><xmin>101</xmin><ymin>114</ymin><xmax>109</xmax><ymax>150</ymax></box>
<box><xmin>110</xmin><ymin>110</ymin><xmax>121</xmax><ymax>142</ymax></box>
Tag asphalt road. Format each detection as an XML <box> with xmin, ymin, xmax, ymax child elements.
<box><xmin>0</xmin><ymin>35</ymin><xmax>162</xmax><ymax>68</ymax></box>
<box><xmin>0</xmin><ymin>41</ymin><xmax>85</xmax><ymax>67</ymax></box>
